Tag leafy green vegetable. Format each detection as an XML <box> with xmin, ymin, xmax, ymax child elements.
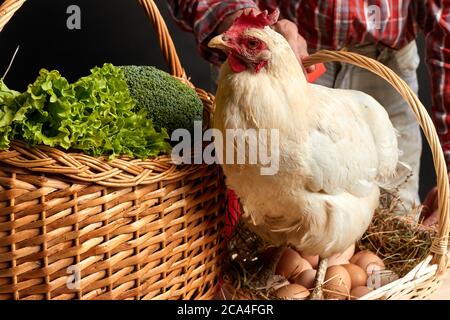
<box><xmin>0</xmin><ymin>80</ymin><xmax>21</xmax><ymax>149</ymax></box>
<box><xmin>119</xmin><ymin>65</ymin><xmax>203</xmax><ymax>135</ymax></box>
<box><xmin>0</xmin><ymin>63</ymin><xmax>171</xmax><ymax>158</ymax></box>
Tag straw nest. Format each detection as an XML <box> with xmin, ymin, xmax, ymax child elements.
<box><xmin>220</xmin><ymin>190</ymin><xmax>437</xmax><ymax>300</ymax></box>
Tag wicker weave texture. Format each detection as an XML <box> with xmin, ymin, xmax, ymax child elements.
<box><xmin>0</xmin><ymin>163</ymin><xmax>224</xmax><ymax>300</ymax></box>
<box><xmin>0</xmin><ymin>0</ymin><xmax>226</xmax><ymax>300</ymax></box>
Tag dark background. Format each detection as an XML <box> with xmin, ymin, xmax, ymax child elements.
<box><xmin>0</xmin><ymin>0</ymin><xmax>436</xmax><ymax>199</ymax></box>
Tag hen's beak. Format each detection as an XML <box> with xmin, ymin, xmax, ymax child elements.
<box><xmin>208</xmin><ymin>35</ymin><xmax>230</xmax><ymax>51</ymax></box>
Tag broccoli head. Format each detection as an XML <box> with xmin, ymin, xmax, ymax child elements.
<box><xmin>119</xmin><ymin>65</ymin><xmax>203</xmax><ymax>135</ymax></box>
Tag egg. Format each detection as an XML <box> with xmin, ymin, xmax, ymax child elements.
<box><xmin>301</xmin><ymin>254</ymin><xmax>319</xmax><ymax>269</ymax></box>
<box><xmin>350</xmin><ymin>286</ymin><xmax>373</xmax><ymax>299</ymax></box>
<box><xmin>323</xmin><ymin>265</ymin><xmax>352</xmax><ymax>300</ymax></box>
<box><xmin>354</xmin><ymin>252</ymin><xmax>385</xmax><ymax>271</ymax></box>
<box><xmin>275</xmin><ymin>248</ymin><xmax>310</xmax><ymax>280</ymax></box>
<box><xmin>301</xmin><ymin>259</ymin><xmax>313</xmax><ymax>271</ymax></box>
<box><xmin>342</xmin><ymin>264</ymin><xmax>368</xmax><ymax>288</ymax></box>
<box><xmin>367</xmin><ymin>268</ymin><xmax>399</xmax><ymax>289</ymax></box>
<box><xmin>349</xmin><ymin>250</ymin><xmax>372</xmax><ymax>264</ymax></box>
<box><xmin>293</xmin><ymin>269</ymin><xmax>317</xmax><ymax>289</ymax></box>
<box><xmin>275</xmin><ymin>284</ymin><xmax>310</xmax><ymax>300</ymax></box>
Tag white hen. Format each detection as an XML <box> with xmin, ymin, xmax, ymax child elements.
<box><xmin>209</xmin><ymin>10</ymin><xmax>402</xmax><ymax>298</ymax></box>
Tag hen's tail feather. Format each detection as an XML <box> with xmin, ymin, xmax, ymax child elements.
<box><xmin>376</xmin><ymin>161</ymin><xmax>412</xmax><ymax>192</ymax></box>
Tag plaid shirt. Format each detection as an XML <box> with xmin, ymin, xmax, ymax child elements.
<box><xmin>168</xmin><ymin>0</ymin><xmax>450</xmax><ymax>167</ymax></box>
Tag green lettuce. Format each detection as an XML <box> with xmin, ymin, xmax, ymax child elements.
<box><xmin>0</xmin><ymin>63</ymin><xmax>171</xmax><ymax>158</ymax></box>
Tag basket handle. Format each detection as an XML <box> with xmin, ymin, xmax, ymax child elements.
<box><xmin>0</xmin><ymin>0</ymin><xmax>25</xmax><ymax>32</ymax></box>
<box><xmin>138</xmin><ymin>0</ymin><xmax>186</xmax><ymax>78</ymax></box>
<box><xmin>0</xmin><ymin>0</ymin><xmax>186</xmax><ymax>78</ymax></box>
<box><xmin>305</xmin><ymin>51</ymin><xmax>449</xmax><ymax>273</ymax></box>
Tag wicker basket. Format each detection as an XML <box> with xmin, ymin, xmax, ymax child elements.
<box><xmin>221</xmin><ymin>51</ymin><xmax>450</xmax><ymax>300</ymax></box>
<box><xmin>0</xmin><ymin>0</ymin><xmax>225</xmax><ymax>300</ymax></box>
<box><xmin>303</xmin><ymin>52</ymin><xmax>449</xmax><ymax>300</ymax></box>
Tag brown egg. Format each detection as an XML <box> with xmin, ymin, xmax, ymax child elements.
<box><xmin>293</xmin><ymin>269</ymin><xmax>317</xmax><ymax>289</ymax></box>
<box><xmin>275</xmin><ymin>248</ymin><xmax>308</xmax><ymax>280</ymax></box>
<box><xmin>301</xmin><ymin>259</ymin><xmax>313</xmax><ymax>271</ymax></box>
<box><xmin>323</xmin><ymin>265</ymin><xmax>352</xmax><ymax>300</ymax></box>
<box><xmin>349</xmin><ymin>250</ymin><xmax>372</xmax><ymax>264</ymax></box>
<box><xmin>276</xmin><ymin>284</ymin><xmax>310</xmax><ymax>300</ymax></box>
<box><xmin>354</xmin><ymin>252</ymin><xmax>385</xmax><ymax>271</ymax></box>
<box><xmin>301</xmin><ymin>254</ymin><xmax>319</xmax><ymax>269</ymax></box>
<box><xmin>350</xmin><ymin>286</ymin><xmax>373</xmax><ymax>300</ymax></box>
<box><xmin>342</xmin><ymin>264</ymin><xmax>368</xmax><ymax>289</ymax></box>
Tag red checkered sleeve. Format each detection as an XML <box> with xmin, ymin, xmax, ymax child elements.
<box><xmin>419</xmin><ymin>1</ymin><xmax>450</xmax><ymax>167</ymax></box>
<box><xmin>167</xmin><ymin>0</ymin><xmax>258</xmax><ymax>64</ymax></box>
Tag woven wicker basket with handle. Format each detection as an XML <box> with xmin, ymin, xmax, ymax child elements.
<box><xmin>222</xmin><ymin>52</ymin><xmax>449</xmax><ymax>300</ymax></box>
<box><xmin>2</xmin><ymin>1</ymin><xmax>449</xmax><ymax>301</ymax></box>
<box><xmin>0</xmin><ymin>0</ymin><xmax>225</xmax><ymax>300</ymax></box>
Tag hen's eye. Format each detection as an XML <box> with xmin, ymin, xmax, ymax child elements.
<box><xmin>247</xmin><ymin>39</ymin><xmax>260</xmax><ymax>49</ymax></box>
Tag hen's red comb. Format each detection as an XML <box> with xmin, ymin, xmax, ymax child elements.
<box><xmin>231</xmin><ymin>8</ymin><xmax>280</xmax><ymax>29</ymax></box>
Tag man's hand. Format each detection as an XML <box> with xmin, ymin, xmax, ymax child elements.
<box><xmin>421</xmin><ymin>186</ymin><xmax>439</xmax><ymax>227</ymax></box>
<box><xmin>419</xmin><ymin>173</ymin><xmax>450</xmax><ymax>227</ymax></box>
<box><xmin>271</xmin><ymin>19</ymin><xmax>315</xmax><ymax>73</ymax></box>
<box><xmin>216</xmin><ymin>10</ymin><xmax>313</xmax><ymax>73</ymax></box>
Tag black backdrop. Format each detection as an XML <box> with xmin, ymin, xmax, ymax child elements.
<box><xmin>0</xmin><ymin>0</ymin><xmax>436</xmax><ymax>199</ymax></box>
